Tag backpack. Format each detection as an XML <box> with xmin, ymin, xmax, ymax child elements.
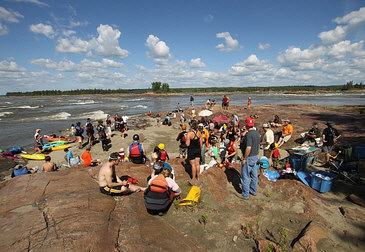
<box><xmin>75</xmin><ymin>126</ymin><xmax>84</xmax><ymax>136</ymax></box>
<box><xmin>144</xmin><ymin>174</ymin><xmax>173</xmax><ymax>211</ymax></box>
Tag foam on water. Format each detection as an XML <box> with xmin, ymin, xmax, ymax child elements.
<box><xmin>124</xmin><ymin>98</ymin><xmax>146</xmax><ymax>102</ymax></box>
<box><xmin>131</xmin><ymin>105</ymin><xmax>148</xmax><ymax>109</ymax></box>
<box><xmin>45</xmin><ymin>112</ymin><xmax>72</xmax><ymax>120</ymax></box>
<box><xmin>70</xmin><ymin>100</ymin><xmax>96</xmax><ymax>105</ymax></box>
<box><xmin>0</xmin><ymin>111</ymin><xmax>13</xmax><ymax>117</ymax></box>
<box><xmin>13</xmin><ymin>105</ymin><xmax>40</xmax><ymax>109</ymax></box>
<box><xmin>120</xmin><ymin>105</ymin><xmax>129</xmax><ymax>110</ymax></box>
<box><xmin>79</xmin><ymin>110</ymin><xmax>108</xmax><ymax>120</ymax></box>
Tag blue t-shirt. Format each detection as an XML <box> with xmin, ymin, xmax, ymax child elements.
<box><xmin>67</xmin><ymin>151</ymin><xmax>73</xmax><ymax>162</ymax></box>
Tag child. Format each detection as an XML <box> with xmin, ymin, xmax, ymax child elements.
<box><xmin>270</xmin><ymin>143</ymin><xmax>280</xmax><ymax>169</ymax></box>
<box><xmin>200</xmin><ymin>139</ymin><xmax>219</xmax><ymax>173</ymax></box>
<box><xmin>157</xmin><ymin>143</ymin><xmax>169</xmax><ymax>162</ymax></box>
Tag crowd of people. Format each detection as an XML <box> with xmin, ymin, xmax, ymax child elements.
<box><xmin>29</xmin><ymin>94</ymin><xmax>342</xmax><ymax>215</ymax></box>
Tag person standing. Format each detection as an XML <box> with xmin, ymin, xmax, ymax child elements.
<box><xmin>75</xmin><ymin>122</ymin><xmax>84</xmax><ymax>149</ymax></box>
<box><xmin>190</xmin><ymin>96</ymin><xmax>194</xmax><ymax>107</ymax></box>
<box><xmin>176</xmin><ymin>124</ymin><xmax>188</xmax><ymax>159</ymax></box>
<box><xmin>34</xmin><ymin>129</ymin><xmax>44</xmax><ymax>153</ymax></box>
<box><xmin>247</xmin><ymin>97</ymin><xmax>252</xmax><ymax>109</ymax></box>
<box><xmin>185</xmin><ymin>120</ymin><xmax>202</xmax><ymax>185</ymax></box>
<box><xmin>240</xmin><ymin>117</ymin><xmax>261</xmax><ymax>200</ymax></box>
<box><xmin>322</xmin><ymin>121</ymin><xmax>341</xmax><ymax>166</ymax></box>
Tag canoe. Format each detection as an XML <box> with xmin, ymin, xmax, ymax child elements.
<box><xmin>20</xmin><ymin>153</ymin><xmax>45</xmax><ymax>160</ymax></box>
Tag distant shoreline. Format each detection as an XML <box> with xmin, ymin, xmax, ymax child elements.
<box><xmin>3</xmin><ymin>89</ymin><xmax>364</xmax><ymax>98</ymax></box>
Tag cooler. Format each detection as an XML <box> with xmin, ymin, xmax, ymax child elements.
<box><xmin>311</xmin><ymin>171</ymin><xmax>336</xmax><ymax>193</ymax></box>
<box><xmin>290</xmin><ymin>155</ymin><xmax>308</xmax><ymax>171</ymax></box>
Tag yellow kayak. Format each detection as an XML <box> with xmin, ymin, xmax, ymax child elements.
<box><xmin>48</xmin><ymin>144</ymin><xmax>71</xmax><ymax>151</ymax></box>
<box><xmin>20</xmin><ymin>153</ymin><xmax>45</xmax><ymax>160</ymax></box>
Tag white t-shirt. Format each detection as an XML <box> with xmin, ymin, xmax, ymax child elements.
<box><xmin>122</xmin><ymin>115</ymin><xmax>128</xmax><ymax>123</ymax></box>
<box><xmin>262</xmin><ymin>129</ymin><xmax>274</xmax><ymax>150</ymax></box>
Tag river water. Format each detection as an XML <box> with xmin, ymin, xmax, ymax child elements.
<box><xmin>0</xmin><ymin>92</ymin><xmax>364</xmax><ymax>151</ymax></box>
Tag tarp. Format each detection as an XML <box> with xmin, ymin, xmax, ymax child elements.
<box><xmin>212</xmin><ymin>115</ymin><xmax>229</xmax><ymax>122</ymax></box>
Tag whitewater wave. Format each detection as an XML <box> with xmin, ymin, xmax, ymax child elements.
<box><xmin>131</xmin><ymin>105</ymin><xmax>148</xmax><ymax>109</ymax></box>
<box><xmin>70</xmin><ymin>100</ymin><xmax>96</xmax><ymax>105</ymax></box>
<box><xmin>79</xmin><ymin>110</ymin><xmax>108</xmax><ymax>120</ymax></box>
<box><xmin>124</xmin><ymin>98</ymin><xmax>146</xmax><ymax>102</ymax></box>
<box><xmin>13</xmin><ymin>105</ymin><xmax>40</xmax><ymax>109</ymax></box>
<box><xmin>0</xmin><ymin>111</ymin><xmax>13</xmax><ymax>117</ymax></box>
<box><xmin>120</xmin><ymin>105</ymin><xmax>129</xmax><ymax>110</ymax></box>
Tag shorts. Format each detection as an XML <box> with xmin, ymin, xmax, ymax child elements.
<box><xmin>188</xmin><ymin>148</ymin><xmax>201</xmax><ymax>160</ymax></box>
<box><xmin>179</xmin><ymin>147</ymin><xmax>187</xmax><ymax>156</ymax></box>
<box><xmin>100</xmin><ymin>185</ymin><xmax>128</xmax><ymax>196</ymax></box>
<box><xmin>76</xmin><ymin>136</ymin><xmax>83</xmax><ymax>143</ymax></box>
<box><xmin>280</xmin><ymin>135</ymin><xmax>291</xmax><ymax>143</ymax></box>
<box><xmin>322</xmin><ymin>145</ymin><xmax>333</xmax><ymax>154</ymax></box>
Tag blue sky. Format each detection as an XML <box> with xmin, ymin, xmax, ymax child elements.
<box><xmin>0</xmin><ymin>0</ymin><xmax>365</xmax><ymax>94</ymax></box>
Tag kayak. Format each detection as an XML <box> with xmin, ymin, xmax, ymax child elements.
<box><xmin>43</xmin><ymin>142</ymin><xmax>63</xmax><ymax>149</ymax></box>
<box><xmin>48</xmin><ymin>144</ymin><xmax>71</xmax><ymax>151</ymax></box>
<box><xmin>20</xmin><ymin>153</ymin><xmax>45</xmax><ymax>160</ymax></box>
<box><xmin>44</xmin><ymin>135</ymin><xmax>76</xmax><ymax>143</ymax></box>
<box><xmin>48</xmin><ymin>140</ymin><xmax>69</xmax><ymax>144</ymax></box>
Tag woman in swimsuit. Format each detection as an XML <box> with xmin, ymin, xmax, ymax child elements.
<box><xmin>185</xmin><ymin>120</ymin><xmax>202</xmax><ymax>185</ymax></box>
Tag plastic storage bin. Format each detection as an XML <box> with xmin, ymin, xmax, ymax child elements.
<box><xmin>311</xmin><ymin>171</ymin><xmax>336</xmax><ymax>193</ymax></box>
<box><xmin>290</xmin><ymin>155</ymin><xmax>308</xmax><ymax>171</ymax></box>
<box><xmin>355</xmin><ymin>146</ymin><xmax>365</xmax><ymax>159</ymax></box>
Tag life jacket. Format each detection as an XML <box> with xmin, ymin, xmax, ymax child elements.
<box><xmin>228</xmin><ymin>141</ymin><xmax>235</xmax><ymax>154</ymax></box>
<box><xmin>144</xmin><ymin>174</ymin><xmax>174</xmax><ymax>211</ymax></box>
<box><xmin>158</xmin><ymin>150</ymin><xmax>167</xmax><ymax>161</ymax></box>
<box><xmin>75</xmin><ymin>126</ymin><xmax>84</xmax><ymax>136</ymax></box>
<box><xmin>129</xmin><ymin>142</ymin><xmax>142</xmax><ymax>157</ymax></box>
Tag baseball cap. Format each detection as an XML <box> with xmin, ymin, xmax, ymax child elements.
<box><xmin>246</xmin><ymin>117</ymin><xmax>254</xmax><ymax>127</ymax></box>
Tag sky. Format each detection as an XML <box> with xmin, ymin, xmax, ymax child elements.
<box><xmin>0</xmin><ymin>0</ymin><xmax>365</xmax><ymax>95</ymax></box>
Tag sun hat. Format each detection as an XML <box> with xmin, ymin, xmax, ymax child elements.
<box><xmin>158</xmin><ymin>143</ymin><xmax>165</xmax><ymax>150</ymax></box>
<box><xmin>262</xmin><ymin>123</ymin><xmax>269</xmax><ymax>128</ymax></box>
<box><xmin>326</xmin><ymin>121</ymin><xmax>335</xmax><ymax>127</ymax></box>
<box><xmin>245</xmin><ymin>117</ymin><xmax>254</xmax><ymax>127</ymax></box>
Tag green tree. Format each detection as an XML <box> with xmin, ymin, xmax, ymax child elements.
<box><xmin>161</xmin><ymin>83</ymin><xmax>170</xmax><ymax>93</ymax></box>
<box><xmin>151</xmin><ymin>82</ymin><xmax>161</xmax><ymax>92</ymax></box>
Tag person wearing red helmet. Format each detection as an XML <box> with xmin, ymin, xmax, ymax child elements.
<box><xmin>240</xmin><ymin>117</ymin><xmax>261</xmax><ymax>200</ymax></box>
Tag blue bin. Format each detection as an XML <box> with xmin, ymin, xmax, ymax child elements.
<box><xmin>355</xmin><ymin>146</ymin><xmax>365</xmax><ymax>159</ymax></box>
<box><xmin>311</xmin><ymin>171</ymin><xmax>336</xmax><ymax>193</ymax></box>
<box><xmin>290</xmin><ymin>155</ymin><xmax>308</xmax><ymax>171</ymax></box>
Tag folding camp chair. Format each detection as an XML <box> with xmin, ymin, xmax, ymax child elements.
<box><xmin>329</xmin><ymin>151</ymin><xmax>361</xmax><ymax>185</ymax></box>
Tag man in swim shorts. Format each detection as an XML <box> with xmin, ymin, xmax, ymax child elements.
<box><xmin>98</xmin><ymin>152</ymin><xmax>145</xmax><ymax>196</ymax></box>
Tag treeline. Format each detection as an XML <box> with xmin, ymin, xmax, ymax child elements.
<box><xmin>5</xmin><ymin>83</ymin><xmax>364</xmax><ymax>96</ymax></box>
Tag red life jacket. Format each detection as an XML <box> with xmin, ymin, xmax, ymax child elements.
<box><xmin>129</xmin><ymin>143</ymin><xmax>142</xmax><ymax>157</ymax></box>
<box><xmin>159</xmin><ymin>150</ymin><xmax>167</xmax><ymax>161</ymax></box>
<box><xmin>228</xmin><ymin>141</ymin><xmax>235</xmax><ymax>154</ymax></box>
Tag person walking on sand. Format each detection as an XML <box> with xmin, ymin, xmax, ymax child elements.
<box><xmin>99</xmin><ymin>152</ymin><xmax>146</xmax><ymax>196</ymax></box>
<box><xmin>239</xmin><ymin>117</ymin><xmax>260</xmax><ymax>200</ymax></box>
<box><xmin>186</xmin><ymin>120</ymin><xmax>202</xmax><ymax>185</ymax></box>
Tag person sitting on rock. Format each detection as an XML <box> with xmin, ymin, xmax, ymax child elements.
<box><xmin>81</xmin><ymin>146</ymin><xmax>102</xmax><ymax>167</ymax></box>
<box><xmin>299</xmin><ymin>123</ymin><xmax>321</xmax><ymax>146</ymax></box>
<box><xmin>41</xmin><ymin>156</ymin><xmax>57</xmax><ymax>173</ymax></box>
<box><xmin>99</xmin><ymin>152</ymin><xmax>145</xmax><ymax>196</ymax></box>
<box><xmin>127</xmin><ymin>134</ymin><xmax>147</xmax><ymax>164</ymax></box>
<box><xmin>277</xmin><ymin>119</ymin><xmax>293</xmax><ymax>148</ymax></box>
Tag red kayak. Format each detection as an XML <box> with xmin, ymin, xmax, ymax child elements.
<box><xmin>43</xmin><ymin>135</ymin><xmax>76</xmax><ymax>143</ymax></box>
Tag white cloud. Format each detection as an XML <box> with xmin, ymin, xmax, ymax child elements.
<box><xmin>258</xmin><ymin>43</ymin><xmax>271</xmax><ymax>50</ymax></box>
<box><xmin>56</xmin><ymin>24</ymin><xmax>129</xmax><ymax>59</ymax></box>
<box><xmin>334</xmin><ymin>7</ymin><xmax>365</xmax><ymax>26</ymax></box>
<box><xmin>145</xmin><ymin>34</ymin><xmax>172</xmax><ymax>60</ymax></box>
<box><xmin>14</xmin><ymin>0</ymin><xmax>49</xmax><ymax>7</ymax></box>
<box><xmin>30</xmin><ymin>23</ymin><xmax>55</xmax><ymax>39</ymax></box>
<box><xmin>229</xmin><ymin>54</ymin><xmax>274</xmax><ymax>76</ymax></box>
<box><xmin>0</xmin><ymin>7</ymin><xmax>24</xmax><ymax>23</ymax></box>
<box><xmin>215</xmin><ymin>32</ymin><xmax>241</xmax><ymax>52</ymax></box>
<box><xmin>93</xmin><ymin>24</ymin><xmax>129</xmax><ymax>59</ymax></box>
<box><xmin>276</xmin><ymin>46</ymin><xmax>326</xmax><ymax>70</ymax></box>
<box><xmin>0</xmin><ymin>60</ymin><xmax>26</xmax><ymax>71</ymax></box>
<box><xmin>56</xmin><ymin>37</ymin><xmax>89</xmax><ymax>53</ymax></box>
<box><xmin>204</xmin><ymin>14</ymin><xmax>214</xmax><ymax>22</ymax></box>
<box><xmin>0</xmin><ymin>23</ymin><xmax>8</xmax><ymax>35</ymax></box>
<box><xmin>319</xmin><ymin>25</ymin><xmax>348</xmax><ymax>45</ymax></box>
<box><xmin>189</xmin><ymin>58</ymin><xmax>206</xmax><ymax>68</ymax></box>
